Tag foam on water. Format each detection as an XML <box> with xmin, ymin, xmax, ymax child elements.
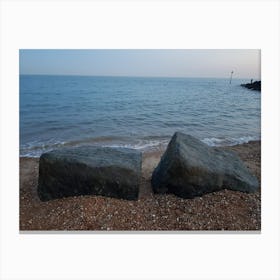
<box><xmin>20</xmin><ymin>135</ymin><xmax>260</xmax><ymax>157</ymax></box>
<box><xmin>202</xmin><ymin>135</ymin><xmax>260</xmax><ymax>147</ymax></box>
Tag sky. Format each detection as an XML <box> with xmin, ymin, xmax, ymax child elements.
<box><xmin>19</xmin><ymin>49</ymin><xmax>261</xmax><ymax>79</ymax></box>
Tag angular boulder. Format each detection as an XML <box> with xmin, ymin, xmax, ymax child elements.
<box><xmin>38</xmin><ymin>146</ymin><xmax>142</xmax><ymax>201</ymax></box>
<box><xmin>151</xmin><ymin>132</ymin><xmax>259</xmax><ymax>198</ymax></box>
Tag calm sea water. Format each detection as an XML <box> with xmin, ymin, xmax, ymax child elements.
<box><xmin>20</xmin><ymin>75</ymin><xmax>261</xmax><ymax>157</ymax></box>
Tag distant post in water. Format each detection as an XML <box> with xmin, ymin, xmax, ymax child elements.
<box><xmin>229</xmin><ymin>71</ymin><xmax>234</xmax><ymax>84</ymax></box>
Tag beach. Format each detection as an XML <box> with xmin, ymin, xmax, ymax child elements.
<box><xmin>20</xmin><ymin>140</ymin><xmax>261</xmax><ymax>231</ymax></box>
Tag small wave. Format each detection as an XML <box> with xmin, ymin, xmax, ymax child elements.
<box><xmin>202</xmin><ymin>136</ymin><xmax>260</xmax><ymax>147</ymax></box>
<box><xmin>20</xmin><ymin>135</ymin><xmax>260</xmax><ymax>158</ymax></box>
<box><xmin>64</xmin><ymin>136</ymin><xmax>128</xmax><ymax>146</ymax></box>
<box><xmin>20</xmin><ymin>137</ymin><xmax>169</xmax><ymax>157</ymax></box>
<box><xmin>102</xmin><ymin>139</ymin><xmax>169</xmax><ymax>151</ymax></box>
<box><xmin>21</xmin><ymin>141</ymin><xmax>66</xmax><ymax>151</ymax></box>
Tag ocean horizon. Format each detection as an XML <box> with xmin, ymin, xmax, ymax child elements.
<box><xmin>20</xmin><ymin>74</ymin><xmax>261</xmax><ymax>157</ymax></box>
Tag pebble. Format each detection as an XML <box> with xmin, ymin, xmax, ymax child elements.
<box><xmin>19</xmin><ymin>142</ymin><xmax>261</xmax><ymax>231</ymax></box>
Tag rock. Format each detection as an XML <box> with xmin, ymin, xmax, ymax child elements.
<box><xmin>241</xmin><ymin>81</ymin><xmax>261</xmax><ymax>91</ymax></box>
<box><xmin>38</xmin><ymin>146</ymin><xmax>142</xmax><ymax>201</ymax></box>
<box><xmin>151</xmin><ymin>132</ymin><xmax>259</xmax><ymax>198</ymax></box>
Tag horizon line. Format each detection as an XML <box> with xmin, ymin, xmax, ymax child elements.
<box><xmin>19</xmin><ymin>74</ymin><xmax>260</xmax><ymax>80</ymax></box>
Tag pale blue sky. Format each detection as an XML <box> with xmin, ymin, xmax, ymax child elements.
<box><xmin>20</xmin><ymin>49</ymin><xmax>260</xmax><ymax>79</ymax></box>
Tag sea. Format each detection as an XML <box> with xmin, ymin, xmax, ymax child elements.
<box><xmin>20</xmin><ymin>75</ymin><xmax>261</xmax><ymax>157</ymax></box>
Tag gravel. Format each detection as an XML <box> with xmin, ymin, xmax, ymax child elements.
<box><xmin>20</xmin><ymin>141</ymin><xmax>261</xmax><ymax>231</ymax></box>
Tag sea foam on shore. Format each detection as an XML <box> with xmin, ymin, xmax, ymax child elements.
<box><xmin>20</xmin><ymin>135</ymin><xmax>260</xmax><ymax>158</ymax></box>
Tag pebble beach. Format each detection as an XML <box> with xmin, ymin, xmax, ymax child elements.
<box><xmin>20</xmin><ymin>140</ymin><xmax>261</xmax><ymax>231</ymax></box>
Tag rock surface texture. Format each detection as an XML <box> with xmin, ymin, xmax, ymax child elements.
<box><xmin>151</xmin><ymin>132</ymin><xmax>259</xmax><ymax>198</ymax></box>
<box><xmin>38</xmin><ymin>147</ymin><xmax>142</xmax><ymax>201</ymax></box>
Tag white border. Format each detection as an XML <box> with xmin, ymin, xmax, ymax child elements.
<box><xmin>1</xmin><ymin>1</ymin><xmax>280</xmax><ymax>280</ymax></box>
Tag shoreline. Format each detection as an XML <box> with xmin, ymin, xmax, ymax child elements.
<box><xmin>20</xmin><ymin>140</ymin><xmax>261</xmax><ymax>231</ymax></box>
<box><xmin>20</xmin><ymin>137</ymin><xmax>261</xmax><ymax>158</ymax></box>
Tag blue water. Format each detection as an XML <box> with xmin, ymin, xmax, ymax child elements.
<box><xmin>20</xmin><ymin>75</ymin><xmax>261</xmax><ymax>157</ymax></box>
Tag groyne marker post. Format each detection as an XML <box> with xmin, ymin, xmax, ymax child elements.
<box><xmin>229</xmin><ymin>71</ymin><xmax>234</xmax><ymax>84</ymax></box>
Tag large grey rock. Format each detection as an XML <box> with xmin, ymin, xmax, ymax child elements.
<box><xmin>38</xmin><ymin>146</ymin><xmax>142</xmax><ymax>201</ymax></box>
<box><xmin>151</xmin><ymin>132</ymin><xmax>259</xmax><ymax>198</ymax></box>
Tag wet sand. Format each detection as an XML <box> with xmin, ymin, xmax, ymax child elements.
<box><xmin>20</xmin><ymin>141</ymin><xmax>261</xmax><ymax>231</ymax></box>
